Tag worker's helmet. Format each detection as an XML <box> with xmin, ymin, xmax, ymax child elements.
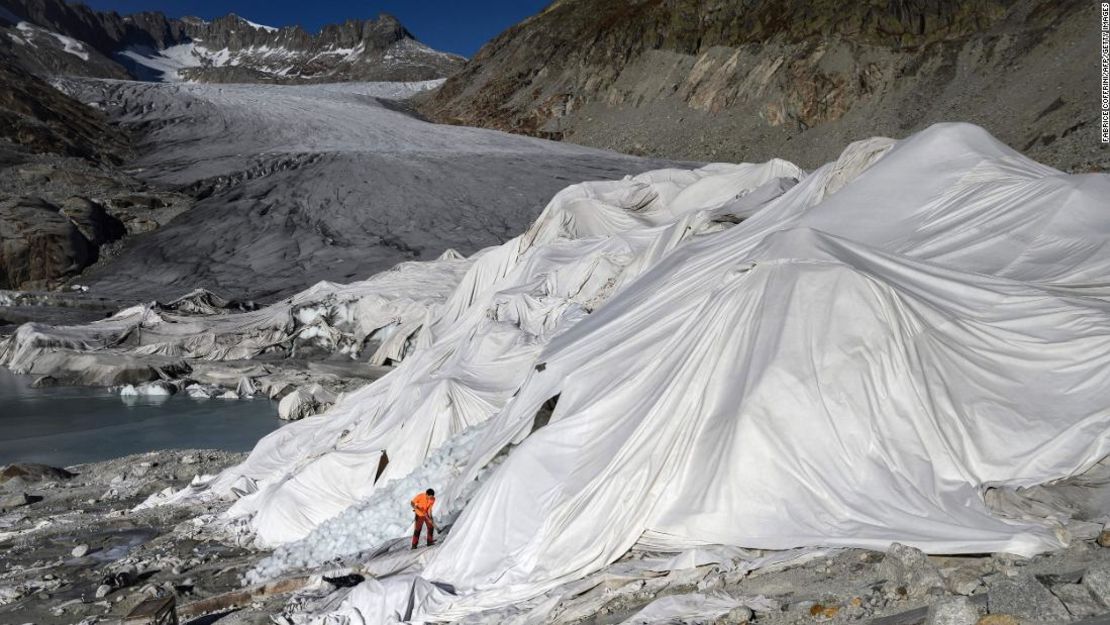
<box><xmin>426</xmin><ymin>488</ymin><xmax>435</xmax><ymax>496</ymax></box>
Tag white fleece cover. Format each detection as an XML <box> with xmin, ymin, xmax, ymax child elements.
<box><xmin>178</xmin><ymin>154</ymin><xmax>803</xmax><ymax>549</ymax></box>
<box><xmin>0</xmin><ymin>249</ymin><xmax>473</xmax><ymax>374</ymax></box>
<box><xmin>173</xmin><ymin>123</ymin><xmax>1108</xmax><ymax>621</ymax></box>
<box><xmin>412</xmin><ymin>123</ymin><xmax>1110</xmax><ymax>617</ymax></box>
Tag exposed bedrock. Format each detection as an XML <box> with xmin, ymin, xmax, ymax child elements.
<box><xmin>0</xmin><ymin>196</ymin><xmax>125</xmax><ymax>290</ymax></box>
<box><xmin>421</xmin><ymin>0</ymin><xmax>1107</xmax><ymax>173</ymax></box>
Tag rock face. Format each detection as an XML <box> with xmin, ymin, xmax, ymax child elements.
<box><xmin>0</xmin><ymin>46</ymin><xmax>191</xmax><ymax>291</ymax></box>
<box><xmin>0</xmin><ymin>0</ymin><xmax>463</xmax><ymax>83</ymax></box>
<box><xmin>421</xmin><ymin>0</ymin><xmax>1107</xmax><ymax>172</ymax></box>
<box><xmin>0</xmin><ymin>197</ymin><xmax>125</xmax><ymax>290</ymax></box>
<box><xmin>0</xmin><ymin>59</ymin><xmax>128</xmax><ymax>162</ymax></box>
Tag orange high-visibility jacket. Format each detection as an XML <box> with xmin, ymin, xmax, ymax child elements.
<box><xmin>411</xmin><ymin>493</ymin><xmax>435</xmax><ymax>518</ymax></box>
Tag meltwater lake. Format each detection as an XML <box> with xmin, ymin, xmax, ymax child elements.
<box><xmin>0</xmin><ymin>368</ymin><xmax>284</xmax><ymax>466</ymax></box>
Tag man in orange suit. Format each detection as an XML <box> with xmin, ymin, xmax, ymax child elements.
<box><xmin>411</xmin><ymin>488</ymin><xmax>436</xmax><ymax>549</ymax></box>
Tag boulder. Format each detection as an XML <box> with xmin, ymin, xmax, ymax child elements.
<box><xmin>1048</xmin><ymin>583</ymin><xmax>1103</xmax><ymax>618</ymax></box>
<box><xmin>0</xmin><ymin>492</ymin><xmax>34</xmax><ymax>512</ymax></box>
<box><xmin>0</xmin><ymin>463</ymin><xmax>75</xmax><ymax>484</ymax></box>
<box><xmin>0</xmin><ymin>585</ymin><xmax>23</xmax><ymax>605</ymax></box>
<box><xmin>944</xmin><ymin>567</ymin><xmax>984</xmax><ymax>596</ymax></box>
<box><xmin>1083</xmin><ymin>565</ymin><xmax>1110</xmax><ymax>608</ymax></box>
<box><xmin>987</xmin><ymin>574</ymin><xmax>1070</xmax><ymax>623</ymax></box>
<box><xmin>878</xmin><ymin>543</ymin><xmax>945</xmax><ymax>598</ymax></box>
<box><xmin>926</xmin><ymin>597</ymin><xmax>980</xmax><ymax>625</ymax></box>
<box><xmin>723</xmin><ymin>606</ymin><xmax>754</xmax><ymax>624</ymax></box>
<box><xmin>71</xmin><ymin>544</ymin><xmax>90</xmax><ymax>558</ymax></box>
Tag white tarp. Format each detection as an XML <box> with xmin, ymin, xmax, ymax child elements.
<box><xmin>111</xmin><ymin>123</ymin><xmax>1110</xmax><ymax>621</ymax></box>
<box><xmin>412</xmin><ymin>124</ymin><xmax>1110</xmax><ymax>617</ymax></box>
<box><xmin>619</xmin><ymin>592</ymin><xmax>773</xmax><ymax>625</ymax></box>
<box><xmin>0</xmin><ymin>249</ymin><xmax>472</xmax><ymax>375</ymax></box>
<box><xmin>184</xmin><ymin>156</ymin><xmax>803</xmax><ymax>547</ymax></box>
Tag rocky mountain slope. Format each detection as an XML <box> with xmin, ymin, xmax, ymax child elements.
<box><xmin>0</xmin><ymin>58</ymin><xmax>126</xmax><ymax>162</ymax></box>
<box><xmin>0</xmin><ymin>0</ymin><xmax>463</xmax><ymax>296</ymax></box>
<box><xmin>0</xmin><ymin>51</ymin><xmax>191</xmax><ymax>294</ymax></box>
<box><xmin>0</xmin><ymin>0</ymin><xmax>463</xmax><ymax>83</ymax></box>
<box><xmin>421</xmin><ymin>0</ymin><xmax>1107</xmax><ymax>172</ymax></box>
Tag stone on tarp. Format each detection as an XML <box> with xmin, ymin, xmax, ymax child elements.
<box><xmin>1097</xmin><ymin>526</ymin><xmax>1110</xmax><ymax>548</ymax></box>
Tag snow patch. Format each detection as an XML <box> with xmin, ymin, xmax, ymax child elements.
<box><xmin>11</xmin><ymin>22</ymin><xmax>87</xmax><ymax>59</ymax></box>
<box><xmin>244</xmin><ymin>18</ymin><xmax>278</xmax><ymax>33</ymax></box>
<box><xmin>118</xmin><ymin>43</ymin><xmax>203</xmax><ymax>81</ymax></box>
<box><xmin>47</xmin><ymin>30</ymin><xmax>89</xmax><ymax>60</ymax></box>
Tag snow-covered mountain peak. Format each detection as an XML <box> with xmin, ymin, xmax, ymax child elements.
<box><xmin>0</xmin><ymin>0</ymin><xmax>464</xmax><ymax>83</ymax></box>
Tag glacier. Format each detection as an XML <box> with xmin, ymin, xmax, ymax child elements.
<box><xmin>8</xmin><ymin>122</ymin><xmax>1110</xmax><ymax>623</ymax></box>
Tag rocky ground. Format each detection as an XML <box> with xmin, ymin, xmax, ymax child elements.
<box><xmin>421</xmin><ymin>0</ymin><xmax>1109</xmax><ymax>174</ymax></box>
<box><xmin>2</xmin><ymin>449</ymin><xmax>1108</xmax><ymax>625</ymax></box>
<box><xmin>0</xmin><ymin>152</ymin><xmax>193</xmax><ymax>293</ymax></box>
<box><xmin>0</xmin><ymin>55</ymin><xmax>194</xmax><ymax>294</ymax></box>
<box><xmin>566</xmin><ymin>542</ymin><xmax>1110</xmax><ymax>625</ymax></box>
<box><xmin>0</xmin><ymin>451</ymin><xmax>263</xmax><ymax>625</ymax></box>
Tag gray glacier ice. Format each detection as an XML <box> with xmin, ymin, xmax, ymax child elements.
<box><xmin>57</xmin><ymin>79</ymin><xmax>682</xmax><ymax>301</ymax></box>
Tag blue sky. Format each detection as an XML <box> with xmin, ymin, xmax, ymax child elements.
<box><xmin>81</xmin><ymin>0</ymin><xmax>551</xmax><ymax>57</ymax></box>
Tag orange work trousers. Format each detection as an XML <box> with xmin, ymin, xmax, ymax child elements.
<box><xmin>412</xmin><ymin>515</ymin><xmax>434</xmax><ymax>547</ymax></box>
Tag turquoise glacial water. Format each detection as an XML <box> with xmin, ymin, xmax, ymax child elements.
<box><xmin>0</xmin><ymin>368</ymin><xmax>283</xmax><ymax>466</ymax></box>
